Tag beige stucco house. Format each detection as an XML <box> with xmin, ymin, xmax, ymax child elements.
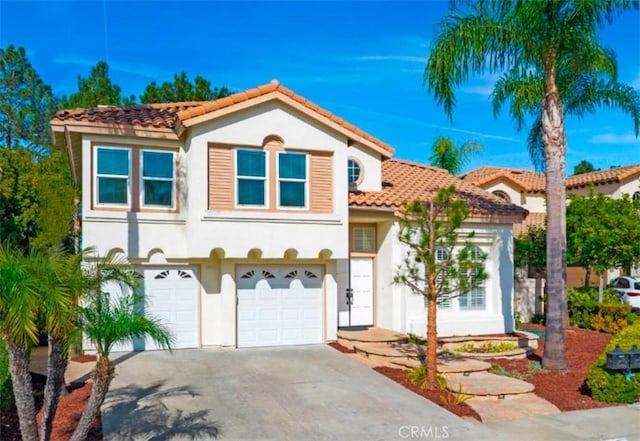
<box><xmin>51</xmin><ymin>81</ymin><xmax>525</xmax><ymax>349</ymax></box>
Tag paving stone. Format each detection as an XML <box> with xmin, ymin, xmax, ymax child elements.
<box><xmin>337</xmin><ymin>327</ymin><xmax>407</xmax><ymax>345</ymax></box>
<box><xmin>466</xmin><ymin>393</ymin><xmax>560</xmax><ymax>423</ymax></box>
<box><xmin>391</xmin><ymin>357</ymin><xmax>492</xmax><ymax>374</ymax></box>
<box><xmin>444</xmin><ymin>371</ymin><xmax>535</xmax><ymax>396</ymax></box>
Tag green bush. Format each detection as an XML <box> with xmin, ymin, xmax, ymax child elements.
<box><xmin>406</xmin><ymin>364</ymin><xmax>427</xmax><ymax>388</ymax></box>
<box><xmin>586</xmin><ymin>323</ymin><xmax>640</xmax><ymax>403</ymax></box>
<box><xmin>0</xmin><ymin>338</ymin><xmax>14</xmax><ymax>410</ymax></box>
<box><xmin>567</xmin><ymin>287</ymin><xmax>628</xmax><ymax>331</ymax></box>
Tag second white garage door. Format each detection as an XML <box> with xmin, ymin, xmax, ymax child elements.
<box><xmin>237</xmin><ymin>265</ymin><xmax>323</xmax><ymax>348</ymax></box>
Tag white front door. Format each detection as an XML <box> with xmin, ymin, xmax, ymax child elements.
<box><xmin>236</xmin><ymin>265</ymin><xmax>323</xmax><ymax>348</ymax></box>
<box><xmin>350</xmin><ymin>258</ymin><xmax>374</xmax><ymax>326</ymax></box>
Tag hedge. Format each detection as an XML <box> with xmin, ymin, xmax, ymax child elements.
<box><xmin>586</xmin><ymin>323</ymin><xmax>640</xmax><ymax>403</ymax></box>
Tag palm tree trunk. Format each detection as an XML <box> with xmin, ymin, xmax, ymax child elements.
<box><xmin>541</xmin><ymin>75</ymin><xmax>568</xmax><ymax>371</ymax></box>
<box><xmin>70</xmin><ymin>357</ymin><xmax>114</xmax><ymax>441</ymax></box>
<box><xmin>40</xmin><ymin>335</ymin><xmax>69</xmax><ymax>441</ymax></box>
<box><xmin>5</xmin><ymin>339</ymin><xmax>38</xmax><ymax>441</ymax></box>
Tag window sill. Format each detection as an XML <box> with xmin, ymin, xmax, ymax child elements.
<box><xmin>84</xmin><ymin>211</ymin><xmax>186</xmax><ymax>224</ymax></box>
<box><xmin>203</xmin><ymin>210</ymin><xmax>342</xmax><ymax>225</ymax></box>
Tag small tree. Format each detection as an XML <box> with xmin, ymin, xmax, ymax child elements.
<box><xmin>70</xmin><ymin>252</ymin><xmax>172</xmax><ymax>441</ymax></box>
<box><xmin>567</xmin><ymin>192</ymin><xmax>640</xmax><ymax>301</ymax></box>
<box><xmin>394</xmin><ymin>186</ymin><xmax>487</xmax><ymax>389</ymax></box>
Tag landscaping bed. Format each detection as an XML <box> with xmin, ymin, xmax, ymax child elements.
<box><xmin>0</xmin><ymin>373</ymin><xmax>102</xmax><ymax>441</ymax></box>
<box><xmin>492</xmin><ymin>324</ymin><xmax>616</xmax><ymax>411</ymax></box>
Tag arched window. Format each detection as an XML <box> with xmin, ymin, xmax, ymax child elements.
<box><xmin>347</xmin><ymin>158</ymin><xmax>363</xmax><ymax>185</ymax></box>
<box><xmin>633</xmin><ymin>191</ymin><xmax>640</xmax><ymax>201</ymax></box>
<box><xmin>492</xmin><ymin>190</ymin><xmax>511</xmax><ymax>202</ymax></box>
<box><xmin>459</xmin><ymin>246</ymin><xmax>486</xmax><ymax>310</ymax></box>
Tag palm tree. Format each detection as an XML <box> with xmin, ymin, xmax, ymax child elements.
<box><xmin>429</xmin><ymin>136</ymin><xmax>483</xmax><ymax>174</ymax></box>
<box><xmin>0</xmin><ymin>246</ymin><xmax>71</xmax><ymax>441</ymax></box>
<box><xmin>70</xmin><ymin>253</ymin><xmax>172</xmax><ymax>441</ymax></box>
<box><xmin>425</xmin><ymin>0</ymin><xmax>640</xmax><ymax>371</ymax></box>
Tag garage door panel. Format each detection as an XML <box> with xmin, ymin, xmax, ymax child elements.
<box><xmin>237</xmin><ymin>265</ymin><xmax>323</xmax><ymax>348</ymax></box>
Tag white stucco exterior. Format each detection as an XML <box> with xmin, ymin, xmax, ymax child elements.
<box><xmin>66</xmin><ymin>91</ymin><xmax>519</xmax><ymax>349</ymax></box>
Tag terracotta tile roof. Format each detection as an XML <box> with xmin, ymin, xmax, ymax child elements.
<box><xmin>349</xmin><ymin>159</ymin><xmax>528</xmax><ymax>218</ymax></box>
<box><xmin>566</xmin><ymin>164</ymin><xmax>640</xmax><ymax>189</ymax></box>
<box><xmin>513</xmin><ymin>212</ymin><xmax>546</xmax><ymax>237</ymax></box>
<box><xmin>52</xmin><ymin>101</ymin><xmax>204</xmax><ymax>129</ymax></box>
<box><xmin>52</xmin><ymin>81</ymin><xmax>394</xmax><ymax>155</ymax></box>
<box><xmin>460</xmin><ymin>167</ymin><xmax>546</xmax><ymax>193</ymax></box>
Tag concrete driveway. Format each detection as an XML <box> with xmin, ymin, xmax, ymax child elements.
<box><xmin>102</xmin><ymin>345</ymin><xmax>472</xmax><ymax>441</ymax></box>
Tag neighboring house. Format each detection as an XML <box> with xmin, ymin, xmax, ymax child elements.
<box><xmin>51</xmin><ymin>81</ymin><xmax>525</xmax><ymax>349</ymax></box>
<box><xmin>463</xmin><ymin>165</ymin><xmax>640</xmax><ymax>318</ymax></box>
<box><xmin>459</xmin><ymin>167</ymin><xmax>546</xmax><ymax>237</ymax></box>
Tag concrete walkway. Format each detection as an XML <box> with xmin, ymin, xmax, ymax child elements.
<box><xmin>29</xmin><ymin>346</ymin><xmax>96</xmax><ymax>384</ymax></box>
<box><xmin>102</xmin><ymin>346</ymin><xmax>473</xmax><ymax>441</ymax></box>
<box><xmin>450</xmin><ymin>403</ymin><xmax>640</xmax><ymax>441</ymax></box>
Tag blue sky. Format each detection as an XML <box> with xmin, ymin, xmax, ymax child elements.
<box><xmin>1</xmin><ymin>1</ymin><xmax>638</xmax><ymax>173</ymax></box>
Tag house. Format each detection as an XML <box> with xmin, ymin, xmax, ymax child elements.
<box><xmin>462</xmin><ymin>164</ymin><xmax>640</xmax><ymax>318</ymax></box>
<box><xmin>50</xmin><ymin>81</ymin><xmax>526</xmax><ymax>349</ymax></box>
<box><xmin>461</xmin><ymin>164</ymin><xmax>640</xmax><ymax>236</ymax></box>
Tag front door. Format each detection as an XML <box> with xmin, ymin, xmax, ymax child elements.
<box><xmin>349</xmin><ymin>258</ymin><xmax>374</xmax><ymax>326</ymax></box>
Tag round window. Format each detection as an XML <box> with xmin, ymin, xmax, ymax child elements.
<box><xmin>348</xmin><ymin>158</ymin><xmax>362</xmax><ymax>184</ymax></box>
<box><xmin>492</xmin><ymin>190</ymin><xmax>511</xmax><ymax>202</ymax></box>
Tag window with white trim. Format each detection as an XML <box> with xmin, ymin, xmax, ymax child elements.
<box><xmin>348</xmin><ymin>158</ymin><xmax>362</xmax><ymax>185</ymax></box>
<box><xmin>353</xmin><ymin>226</ymin><xmax>376</xmax><ymax>252</ymax></box>
<box><xmin>95</xmin><ymin>147</ymin><xmax>130</xmax><ymax>206</ymax></box>
<box><xmin>435</xmin><ymin>247</ymin><xmax>451</xmax><ymax>310</ymax></box>
<box><xmin>141</xmin><ymin>150</ymin><xmax>175</xmax><ymax>208</ymax></box>
<box><xmin>278</xmin><ymin>152</ymin><xmax>307</xmax><ymax>208</ymax></box>
<box><xmin>236</xmin><ymin>149</ymin><xmax>267</xmax><ymax>206</ymax></box>
<box><xmin>458</xmin><ymin>246</ymin><xmax>486</xmax><ymax>310</ymax></box>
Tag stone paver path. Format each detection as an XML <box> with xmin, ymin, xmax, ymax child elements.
<box><xmin>444</xmin><ymin>371</ymin><xmax>535</xmax><ymax>396</ymax></box>
<box><xmin>465</xmin><ymin>394</ymin><xmax>561</xmax><ymax>424</ymax></box>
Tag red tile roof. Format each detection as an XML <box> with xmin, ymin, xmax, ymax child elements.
<box><xmin>566</xmin><ymin>165</ymin><xmax>640</xmax><ymax>189</ymax></box>
<box><xmin>52</xmin><ymin>81</ymin><xmax>394</xmax><ymax>155</ymax></box>
<box><xmin>463</xmin><ymin>165</ymin><xmax>640</xmax><ymax>193</ymax></box>
<box><xmin>349</xmin><ymin>159</ymin><xmax>528</xmax><ymax>218</ymax></box>
<box><xmin>513</xmin><ymin>212</ymin><xmax>546</xmax><ymax>237</ymax></box>
<box><xmin>460</xmin><ymin>167</ymin><xmax>546</xmax><ymax>193</ymax></box>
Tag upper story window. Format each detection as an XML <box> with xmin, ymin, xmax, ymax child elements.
<box><xmin>348</xmin><ymin>158</ymin><xmax>362</xmax><ymax>185</ymax></box>
<box><xmin>94</xmin><ymin>145</ymin><xmax>176</xmax><ymax>210</ymax></box>
<box><xmin>492</xmin><ymin>190</ymin><xmax>511</xmax><ymax>202</ymax></box>
<box><xmin>278</xmin><ymin>152</ymin><xmax>307</xmax><ymax>208</ymax></box>
<box><xmin>236</xmin><ymin>149</ymin><xmax>267</xmax><ymax>207</ymax></box>
<box><xmin>142</xmin><ymin>150</ymin><xmax>175</xmax><ymax>208</ymax></box>
<box><xmin>96</xmin><ymin>147</ymin><xmax>130</xmax><ymax>206</ymax></box>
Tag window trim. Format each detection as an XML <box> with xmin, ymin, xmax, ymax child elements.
<box><xmin>140</xmin><ymin>149</ymin><xmax>176</xmax><ymax>210</ymax></box>
<box><xmin>94</xmin><ymin>146</ymin><xmax>131</xmax><ymax>208</ymax></box>
<box><xmin>276</xmin><ymin>151</ymin><xmax>308</xmax><ymax>209</ymax></box>
<box><xmin>235</xmin><ymin>148</ymin><xmax>268</xmax><ymax>208</ymax></box>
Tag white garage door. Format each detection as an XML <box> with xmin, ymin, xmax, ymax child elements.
<box><xmin>237</xmin><ymin>265</ymin><xmax>323</xmax><ymax>348</ymax></box>
<box><xmin>142</xmin><ymin>268</ymin><xmax>199</xmax><ymax>350</ymax></box>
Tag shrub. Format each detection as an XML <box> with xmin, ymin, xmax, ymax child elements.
<box><xmin>586</xmin><ymin>323</ymin><xmax>640</xmax><ymax>403</ymax></box>
<box><xmin>568</xmin><ymin>287</ymin><xmax>629</xmax><ymax>331</ymax></box>
<box><xmin>406</xmin><ymin>364</ymin><xmax>427</xmax><ymax>388</ymax></box>
<box><xmin>0</xmin><ymin>338</ymin><xmax>14</xmax><ymax>410</ymax></box>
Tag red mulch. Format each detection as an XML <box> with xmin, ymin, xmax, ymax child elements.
<box><xmin>330</xmin><ymin>325</ymin><xmax>621</xmax><ymax>420</ymax></box>
<box><xmin>328</xmin><ymin>342</ymin><xmax>355</xmax><ymax>353</ymax></box>
<box><xmin>70</xmin><ymin>355</ymin><xmax>97</xmax><ymax>363</ymax></box>
<box><xmin>0</xmin><ymin>373</ymin><xmax>102</xmax><ymax>441</ymax></box>
<box><xmin>492</xmin><ymin>324</ymin><xmax>617</xmax><ymax>411</ymax></box>
<box><xmin>374</xmin><ymin>367</ymin><xmax>482</xmax><ymax>421</ymax></box>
